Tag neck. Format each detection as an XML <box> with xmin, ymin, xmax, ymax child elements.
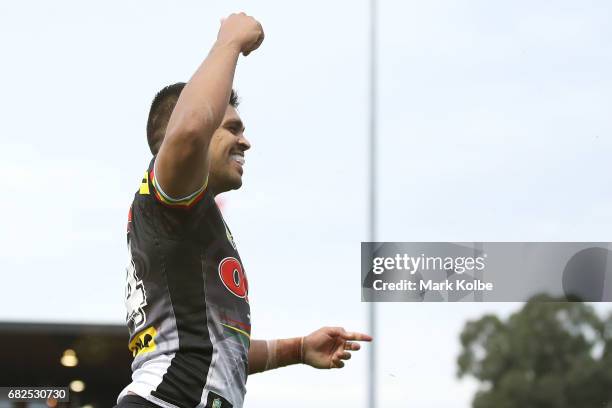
<box><xmin>207</xmin><ymin>180</ymin><xmax>224</xmax><ymax>197</ymax></box>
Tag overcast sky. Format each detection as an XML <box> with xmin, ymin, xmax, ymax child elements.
<box><xmin>1</xmin><ymin>1</ymin><xmax>611</xmax><ymax>407</ymax></box>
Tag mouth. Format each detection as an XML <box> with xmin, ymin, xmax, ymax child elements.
<box><xmin>229</xmin><ymin>153</ymin><xmax>245</xmax><ymax>174</ymax></box>
<box><xmin>230</xmin><ymin>153</ymin><xmax>245</xmax><ymax>165</ymax></box>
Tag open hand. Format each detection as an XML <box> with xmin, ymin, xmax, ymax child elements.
<box><xmin>303</xmin><ymin>326</ymin><xmax>372</xmax><ymax>369</ymax></box>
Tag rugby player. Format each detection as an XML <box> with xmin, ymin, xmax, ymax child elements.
<box><xmin>115</xmin><ymin>13</ymin><xmax>372</xmax><ymax>408</ymax></box>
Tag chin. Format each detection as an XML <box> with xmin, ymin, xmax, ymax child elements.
<box><xmin>231</xmin><ymin>178</ymin><xmax>243</xmax><ymax>190</ymax></box>
<box><xmin>223</xmin><ymin>176</ymin><xmax>243</xmax><ymax>192</ymax></box>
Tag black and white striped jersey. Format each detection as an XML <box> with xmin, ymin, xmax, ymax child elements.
<box><xmin>118</xmin><ymin>157</ymin><xmax>251</xmax><ymax>408</ymax></box>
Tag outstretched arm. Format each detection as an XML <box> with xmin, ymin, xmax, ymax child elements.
<box><xmin>155</xmin><ymin>13</ymin><xmax>264</xmax><ymax>199</ymax></box>
<box><xmin>248</xmin><ymin>338</ymin><xmax>301</xmax><ymax>374</ymax></box>
<box><xmin>248</xmin><ymin>327</ymin><xmax>372</xmax><ymax>374</ymax></box>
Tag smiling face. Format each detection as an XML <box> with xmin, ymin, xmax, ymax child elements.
<box><xmin>207</xmin><ymin>105</ymin><xmax>251</xmax><ymax>195</ymax></box>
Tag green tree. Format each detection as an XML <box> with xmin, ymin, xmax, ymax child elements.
<box><xmin>458</xmin><ymin>295</ymin><xmax>612</xmax><ymax>408</ymax></box>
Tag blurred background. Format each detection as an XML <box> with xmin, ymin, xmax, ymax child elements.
<box><xmin>0</xmin><ymin>0</ymin><xmax>611</xmax><ymax>407</ymax></box>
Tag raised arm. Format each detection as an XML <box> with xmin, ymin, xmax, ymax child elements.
<box><xmin>248</xmin><ymin>327</ymin><xmax>373</xmax><ymax>374</ymax></box>
<box><xmin>155</xmin><ymin>13</ymin><xmax>264</xmax><ymax>199</ymax></box>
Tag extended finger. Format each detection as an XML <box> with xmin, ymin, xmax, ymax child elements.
<box><xmin>341</xmin><ymin>331</ymin><xmax>373</xmax><ymax>342</ymax></box>
<box><xmin>326</xmin><ymin>326</ymin><xmax>348</xmax><ymax>337</ymax></box>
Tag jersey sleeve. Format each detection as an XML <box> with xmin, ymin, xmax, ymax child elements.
<box><xmin>138</xmin><ymin>157</ymin><xmax>208</xmax><ymax>210</ymax></box>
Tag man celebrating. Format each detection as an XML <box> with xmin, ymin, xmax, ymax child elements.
<box><xmin>116</xmin><ymin>13</ymin><xmax>372</xmax><ymax>408</ymax></box>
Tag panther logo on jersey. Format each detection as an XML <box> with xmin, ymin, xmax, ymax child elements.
<box><xmin>125</xmin><ymin>243</ymin><xmax>148</xmax><ymax>330</ymax></box>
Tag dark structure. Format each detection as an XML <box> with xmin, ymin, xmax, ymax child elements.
<box><xmin>0</xmin><ymin>322</ymin><xmax>131</xmax><ymax>408</ymax></box>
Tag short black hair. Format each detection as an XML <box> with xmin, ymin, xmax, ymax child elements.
<box><xmin>146</xmin><ymin>83</ymin><xmax>240</xmax><ymax>155</ymax></box>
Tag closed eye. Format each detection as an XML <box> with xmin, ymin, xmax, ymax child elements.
<box><xmin>225</xmin><ymin>119</ymin><xmax>245</xmax><ymax>135</ymax></box>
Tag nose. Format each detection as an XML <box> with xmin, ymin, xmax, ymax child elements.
<box><xmin>238</xmin><ymin>134</ymin><xmax>251</xmax><ymax>151</ymax></box>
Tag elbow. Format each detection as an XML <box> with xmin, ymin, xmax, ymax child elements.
<box><xmin>166</xmin><ymin>105</ymin><xmax>223</xmax><ymax>147</ymax></box>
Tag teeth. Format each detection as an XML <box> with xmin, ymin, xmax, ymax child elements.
<box><xmin>230</xmin><ymin>154</ymin><xmax>245</xmax><ymax>165</ymax></box>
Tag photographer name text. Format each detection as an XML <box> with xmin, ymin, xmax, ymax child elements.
<box><xmin>373</xmin><ymin>279</ymin><xmax>493</xmax><ymax>291</ymax></box>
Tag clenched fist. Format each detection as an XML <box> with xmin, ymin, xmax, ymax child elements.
<box><xmin>217</xmin><ymin>12</ymin><xmax>264</xmax><ymax>56</ymax></box>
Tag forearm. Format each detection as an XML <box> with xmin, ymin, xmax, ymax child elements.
<box><xmin>248</xmin><ymin>337</ymin><xmax>303</xmax><ymax>375</ymax></box>
<box><xmin>248</xmin><ymin>340</ymin><xmax>268</xmax><ymax>374</ymax></box>
<box><xmin>166</xmin><ymin>41</ymin><xmax>240</xmax><ymax>143</ymax></box>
